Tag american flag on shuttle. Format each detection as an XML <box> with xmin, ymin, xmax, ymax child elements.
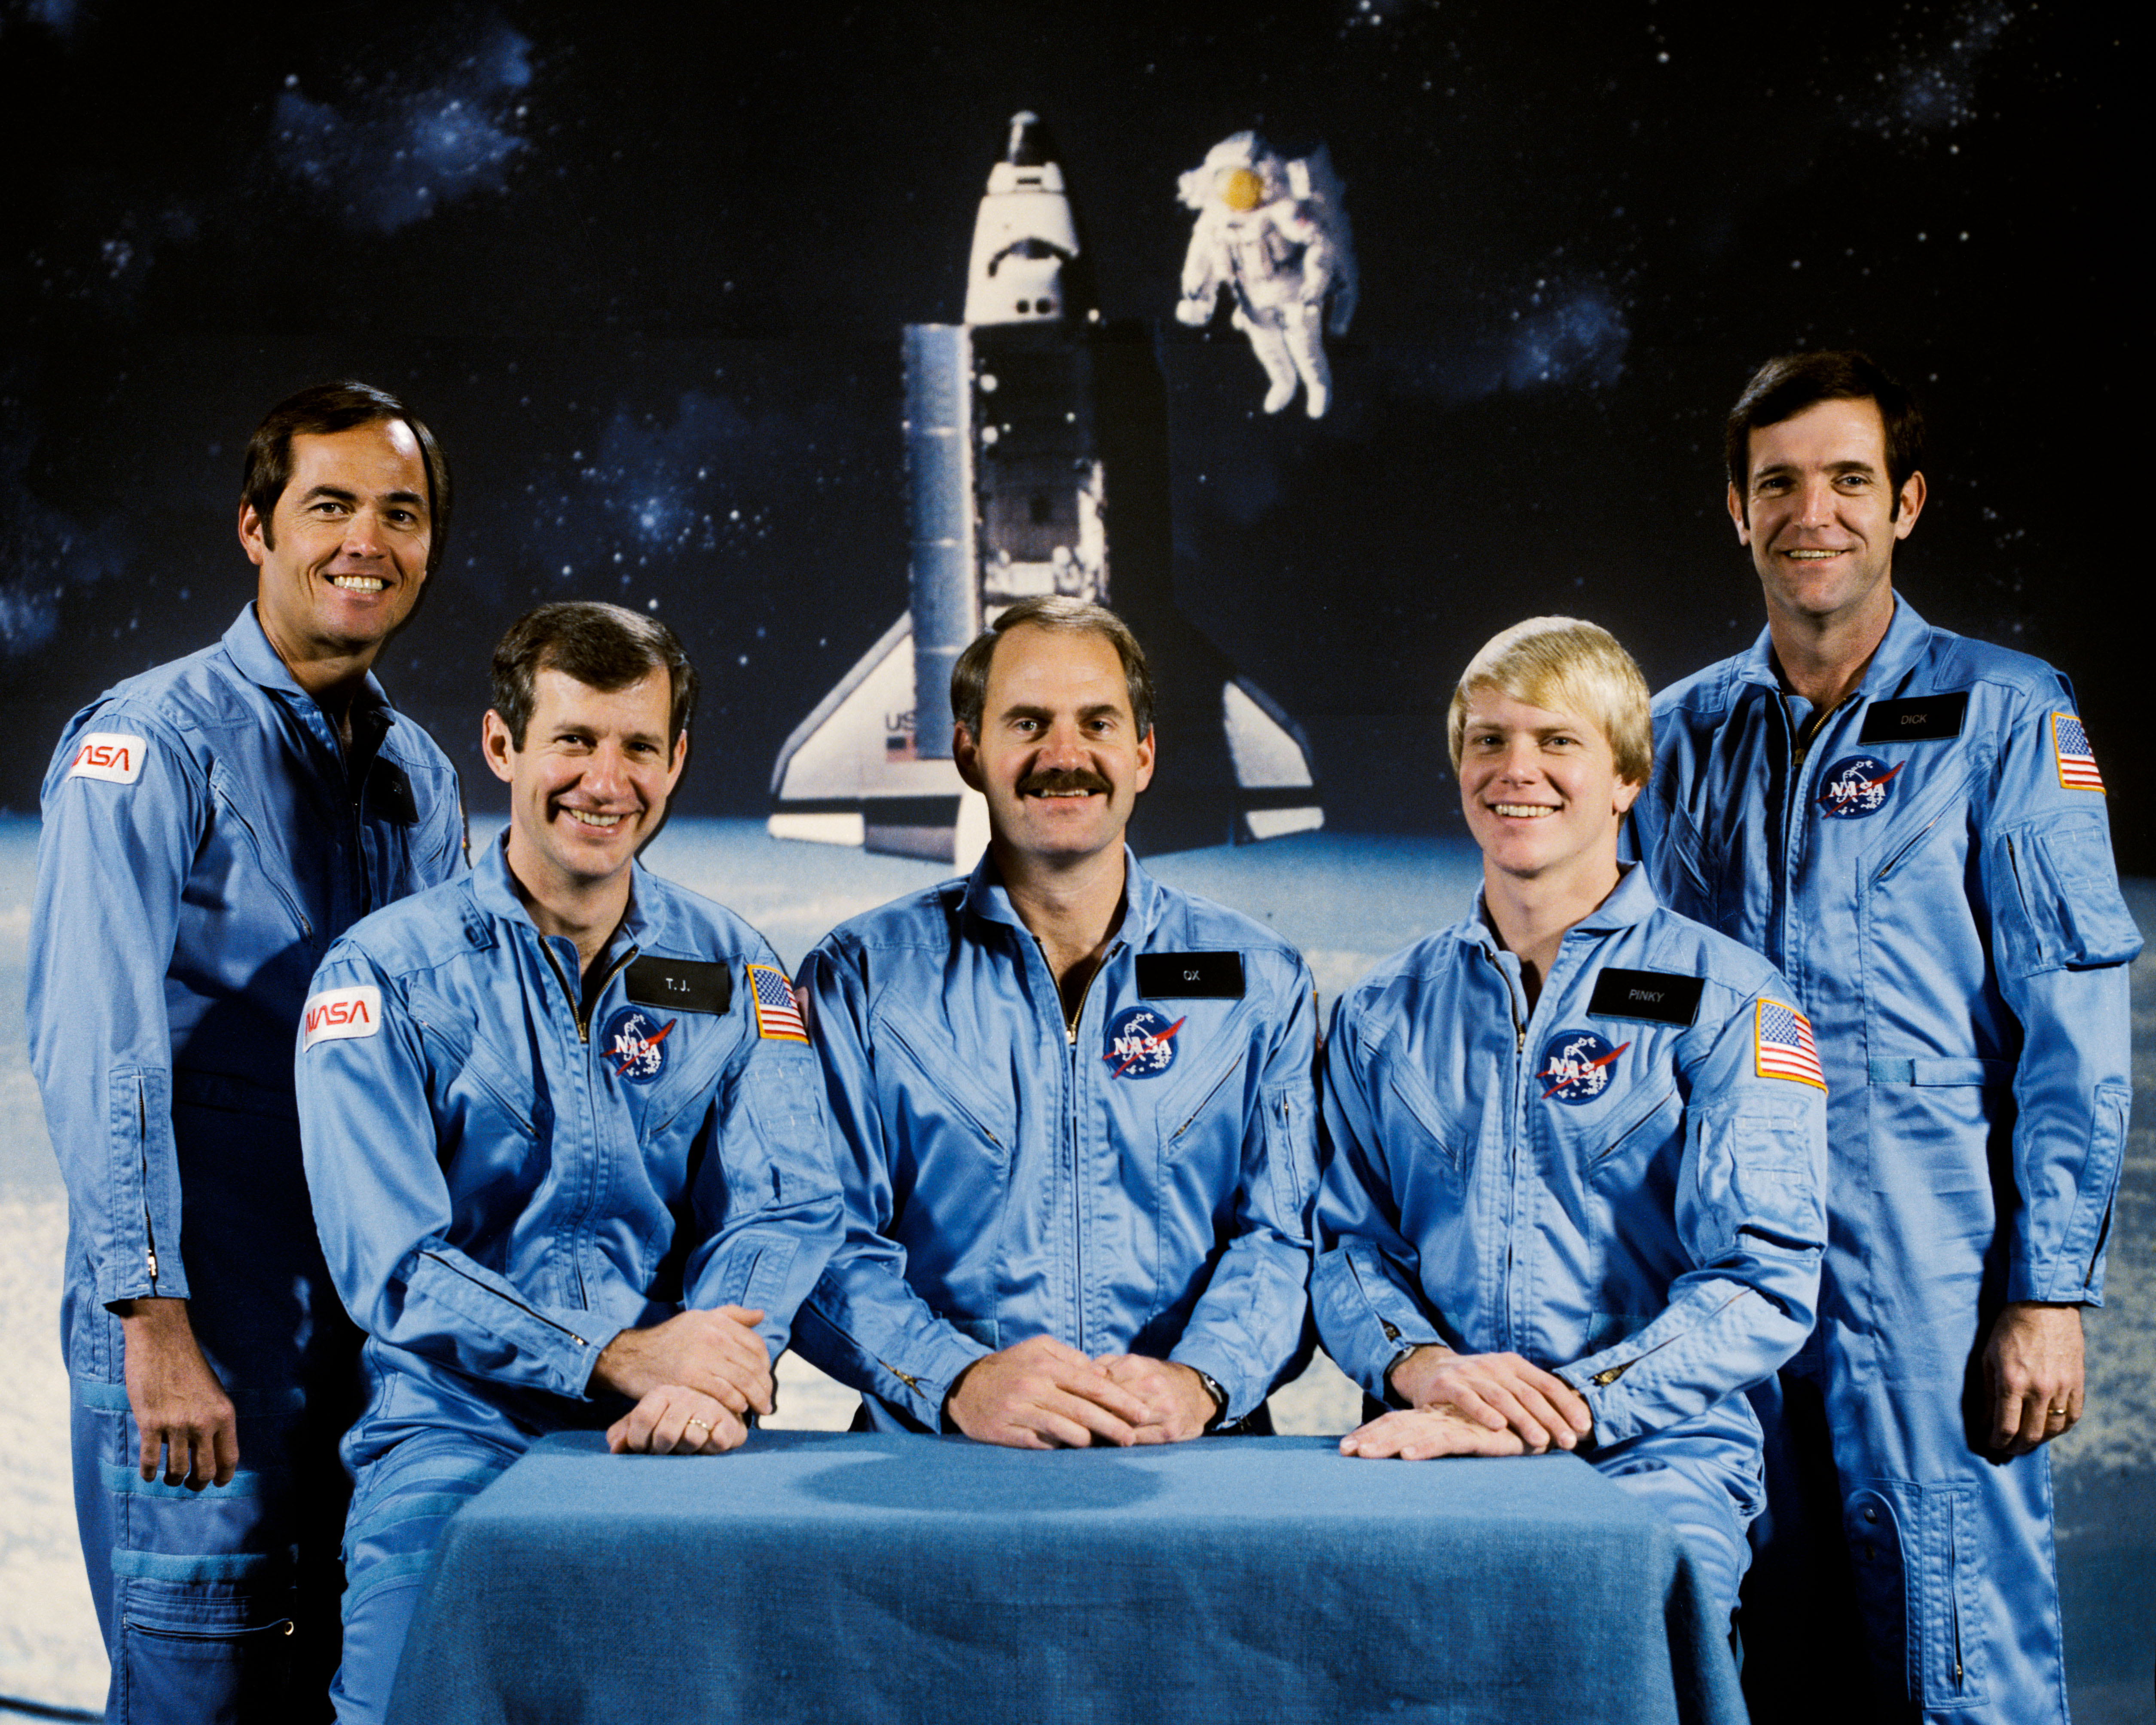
<box><xmin>1754</xmin><ymin>1000</ymin><xmax>1825</xmax><ymax>1089</ymax></box>
<box><xmin>2052</xmin><ymin>713</ymin><xmax>2106</xmax><ymax>793</ymax></box>
<box><xmin>747</xmin><ymin>963</ymin><xmax>809</xmax><ymax>1043</ymax></box>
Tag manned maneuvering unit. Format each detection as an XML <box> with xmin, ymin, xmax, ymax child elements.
<box><xmin>768</xmin><ymin>112</ymin><xmax>1323</xmax><ymax>867</ymax></box>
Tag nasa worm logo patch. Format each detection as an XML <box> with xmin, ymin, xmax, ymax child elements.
<box><xmin>1537</xmin><ymin>1029</ymin><xmax>1629</xmax><ymax>1104</ymax></box>
<box><xmin>302</xmin><ymin>985</ymin><xmax>381</xmax><ymax>1050</ymax></box>
<box><xmin>1817</xmin><ymin>754</ymin><xmax>1903</xmax><ymax>820</ymax></box>
<box><xmin>1102</xmin><ymin>1004</ymin><xmax>1182</xmax><ymax>1080</ymax></box>
<box><xmin>66</xmin><ymin>733</ymin><xmax>147</xmax><ymax>785</ymax></box>
<box><xmin>602</xmin><ymin>1005</ymin><xmax>677</xmax><ymax>1085</ymax></box>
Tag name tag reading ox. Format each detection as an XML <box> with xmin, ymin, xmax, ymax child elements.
<box><xmin>304</xmin><ymin>985</ymin><xmax>382</xmax><ymax>1049</ymax></box>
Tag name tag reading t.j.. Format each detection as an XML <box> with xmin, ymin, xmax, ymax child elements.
<box><xmin>624</xmin><ymin>957</ymin><xmax>732</xmax><ymax>1015</ymax></box>
<box><xmin>1135</xmin><ymin>952</ymin><xmax>1246</xmax><ymax>999</ymax></box>
<box><xmin>1858</xmin><ymin>692</ymin><xmax>1968</xmax><ymax>744</ymax></box>
<box><xmin>1588</xmin><ymin>968</ymin><xmax>1703</xmax><ymax>1027</ymax></box>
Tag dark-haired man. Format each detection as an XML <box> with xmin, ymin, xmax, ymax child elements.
<box><xmin>28</xmin><ymin>382</ymin><xmax>465</xmax><ymax>1722</ymax></box>
<box><xmin>793</xmin><ymin>596</ymin><xmax>1317</xmax><ymax>1446</ymax></box>
<box><xmin>1630</xmin><ymin>352</ymin><xmax>2139</xmax><ymax>1720</ymax></box>
<box><xmin>298</xmin><ymin>603</ymin><xmax>841</xmax><ymax>1722</ymax></box>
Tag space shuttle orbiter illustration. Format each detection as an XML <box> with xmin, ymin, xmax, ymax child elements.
<box><xmin>768</xmin><ymin>112</ymin><xmax>1322</xmax><ymax>866</ymax></box>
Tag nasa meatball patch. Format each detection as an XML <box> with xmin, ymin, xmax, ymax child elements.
<box><xmin>1102</xmin><ymin>1004</ymin><xmax>1183</xmax><ymax>1079</ymax></box>
<box><xmin>65</xmin><ymin>732</ymin><xmax>147</xmax><ymax>785</ymax></box>
<box><xmin>1537</xmin><ymin>1029</ymin><xmax>1629</xmax><ymax>1104</ymax></box>
<box><xmin>1817</xmin><ymin>754</ymin><xmax>1903</xmax><ymax>820</ymax></box>
<box><xmin>302</xmin><ymin>985</ymin><xmax>382</xmax><ymax>1049</ymax></box>
<box><xmin>602</xmin><ymin>1005</ymin><xmax>677</xmax><ymax>1084</ymax></box>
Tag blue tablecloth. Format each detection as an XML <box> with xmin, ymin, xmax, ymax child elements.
<box><xmin>387</xmin><ymin>1431</ymin><xmax>1743</xmax><ymax>1725</ymax></box>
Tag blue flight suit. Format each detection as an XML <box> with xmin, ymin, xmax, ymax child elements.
<box><xmin>1316</xmin><ymin>866</ymin><xmax>1829</xmax><ymax>1621</ymax></box>
<box><xmin>792</xmin><ymin>849</ymin><xmax>1317</xmax><ymax>1433</ymax></box>
<box><xmin>27</xmin><ymin>604</ymin><xmax>464</xmax><ymax>1724</ymax></box>
<box><xmin>295</xmin><ymin>835</ymin><xmax>844</xmax><ymax>1724</ymax></box>
<box><xmin>1631</xmin><ymin>600</ymin><xmax>2139</xmax><ymax>1719</ymax></box>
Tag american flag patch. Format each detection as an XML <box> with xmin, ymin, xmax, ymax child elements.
<box><xmin>2052</xmin><ymin>713</ymin><xmax>2106</xmax><ymax>793</ymax></box>
<box><xmin>747</xmin><ymin>963</ymin><xmax>808</xmax><ymax>1043</ymax></box>
<box><xmin>1754</xmin><ymin>1000</ymin><xmax>1825</xmax><ymax>1089</ymax></box>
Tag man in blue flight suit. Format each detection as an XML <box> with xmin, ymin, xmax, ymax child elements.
<box><xmin>793</xmin><ymin>596</ymin><xmax>1317</xmax><ymax>1446</ymax></box>
<box><xmin>1629</xmin><ymin>352</ymin><xmax>2139</xmax><ymax>1721</ymax></box>
<box><xmin>28</xmin><ymin>382</ymin><xmax>465</xmax><ymax>1723</ymax></box>
<box><xmin>1316</xmin><ymin>617</ymin><xmax>1828</xmax><ymax>1624</ymax></box>
<box><xmin>296</xmin><ymin>603</ymin><xmax>843</xmax><ymax>1723</ymax></box>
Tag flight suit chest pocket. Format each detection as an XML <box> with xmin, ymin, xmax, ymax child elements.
<box><xmin>1156</xmin><ymin>1043</ymin><xmax>1248</xmax><ymax>1161</ymax></box>
<box><xmin>1381</xmin><ymin>1055</ymin><xmax>1466</xmax><ymax>1191</ymax></box>
<box><xmin>876</xmin><ymin>1011</ymin><xmax>1012</xmax><ymax>1164</ymax></box>
<box><xmin>1583</xmin><ymin>1081</ymin><xmax>1681</xmax><ymax>1185</ymax></box>
<box><xmin>413</xmin><ymin>996</ymin><xmax>545</xmax><ymax>1149</ymax></box>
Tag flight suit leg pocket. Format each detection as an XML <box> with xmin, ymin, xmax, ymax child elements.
<box><xmin>1844</xmin><ymin>1480</ymin><xmax>1987</xmax><ymax>1711</ymax></box>
<box><xmin>116</xmin><ymin>1573</ymin><xmax>295</xmax><ymax>1724</ymax></box>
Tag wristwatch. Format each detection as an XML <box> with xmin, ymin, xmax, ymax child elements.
<box><xmin>1192</xmin><ymin>1368</ymin><xmax>1230</xmax><ymax>1433</ymax></box>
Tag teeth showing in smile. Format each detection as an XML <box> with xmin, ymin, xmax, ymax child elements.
<box><xmin>564</xmin><ymin>808</ymin><xmax>623</xmax><ymax>829</ymax></box>
<box><xmin>1492</xmin><ymin>804</ymin><xmax>1553</xmax><ymax>819</ymax></box>
<box><xmin>331</xmin><ymin>575</ymin><xmax>387</xmax><ymax>592</ymax></box>
<box><xmin>1783</xmin><ymin>549</ymin><xmax>1841</xmax><ymax>561</ymax></box>
<box><xmin>1032</xmin><ymin>789</ymin><xmax>1093</xmax><ymax>797</ymax></box>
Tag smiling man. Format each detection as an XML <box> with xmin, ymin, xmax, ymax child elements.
<box><xmin>1631</xmin><ymin>352</ymin><xmax>2140</xmax><ymax>1721</ymax></box>
<box><xmin>294</xmin><ymin>603</ymin><xmax>841</xmax><ymax>1722</ymax></box>
<box><xmin>1315</xmin><ymin>616</ymin><xmax>1827</xmax><ymax>1629</ymax></box>
<box><xmin>28</xmin><ymin>382</ymin><xmax>465</xmax><ymax>1723</ymax></box>
<box><xmin>792</xmin><ymin>595</ymin><xmax>1318</xmax><ymax>1446</ymax></box>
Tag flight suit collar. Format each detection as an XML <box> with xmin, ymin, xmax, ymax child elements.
<box><xmin>470</xmin><ymin>828</ymin><xmax>655</xmax><ymax>964</ymax></box>
<box><xmin>1733</xmin><ymin>595</ymin><xmax>1937</xmax><ymax>701</ymax></box>
<box><xmin>955</xmin><ymin>844</ymin><xmax>1165</xmax><ymax>945</ymax></box>
<box><xmin>1466</xmin><ymin>861</ymin><xmax>1657</xmax><ymax>956</ymax></box>
<box><xmin>222</xmin><ymin>602</ymin><xmax>395</xmax><ymax>767</ymax></box>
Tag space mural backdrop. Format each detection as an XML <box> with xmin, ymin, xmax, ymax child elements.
<box><xmin>2</xmin><ymin>0</ymin><xmax>2144</xmax><ymax>868</ymax></box>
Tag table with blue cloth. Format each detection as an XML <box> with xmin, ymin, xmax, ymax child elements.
<box><xmin>386</xmin><ymin>1430</ymin><xmax>1743</xmax><ymax>1725</ymax></box>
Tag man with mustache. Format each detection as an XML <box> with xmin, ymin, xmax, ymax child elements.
<box><xmin>1629</xmin><ymin>351</ymin><xmax>2139</xmax><ymax>1721</ymax></box>
<box><xmin>791</xmin><ymin>596</ymin><xmax>1318</xmax><ymax>1445</ymax></box>
<box><xmin>28</xmin><ymin>382</ymin><xmax>466</xmax><ymax>1722</ymax></box>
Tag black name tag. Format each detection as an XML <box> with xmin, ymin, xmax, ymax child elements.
<box><xmin>368</xmin><ymin>761</ymin><xmax>418</xmax><ymax>825</ymax></box>
<box><xmin>1588</xmin><ymin>968</ymin><xmax>1703</xmax><ymax>1027</ymax></box>
<box><xmin>1135</xmin><ymin>952</ymin><xmax>1246</xmax><ymax>998</ymax></box>
<box><xmin>1858</xmin><ymin>692</ymin><xmax>1967</xmax><ymax>744</ymax></box>
<box><xmin>624</xmin><ymin>957</ymin><xmax>732</xmax><ymax>1015</ymax></box>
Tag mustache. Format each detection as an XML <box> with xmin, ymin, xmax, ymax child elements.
<box><xmin>1017</xmin><ymin>768</ymin><xmax>1113</xmax><ymax>796</ymax></box>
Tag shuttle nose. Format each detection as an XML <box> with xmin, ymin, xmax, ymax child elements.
<box><xmin>1004</xmin><ymin>111</ymin><xmax>1052</xmax><ymax>167</ymax></box>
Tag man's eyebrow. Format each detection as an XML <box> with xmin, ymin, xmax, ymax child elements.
<box><xmin>296</xmin><ymin>484</ymin><xmax>428</xmax><ymax>508</ymax></box>
<box><xmin>1752</xmin><ymin>456</ymin><xmax>1880</xmax><ymax>481</ymax></box>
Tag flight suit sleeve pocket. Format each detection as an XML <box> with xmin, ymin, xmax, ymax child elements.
<box><xmin>1261</xmin><ymin>1080</ymin><xmax>1317</xmax><ymax>1230</ymax></box>
<box><xmin>1690</xmin><ymin>1099</ymin><xmax>1823</xmax><ymax>1255</ymax></box>
<box><xmin>739</xmin><ymin>1058</ymin><xmax>841</xmax><ymax>1211</ymax></box>
<box><xmin>1994</xmin><ymin>813</ymin><xmax>2142</xmax><ymax>977</ymax></box>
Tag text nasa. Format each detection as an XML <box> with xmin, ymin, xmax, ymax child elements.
<box><xmin>65</xmin><ymin>732</ymin><xmax>147</xmax><ymax>785</ymax></box>
<box><xmin>303</xmin><ymin>985</ymin><xmax>384</xmax><ymax>1049</ymax></box>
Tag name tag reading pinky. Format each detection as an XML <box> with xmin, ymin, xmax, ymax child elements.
<box><xmin>303</xmin><ymin>985</ymin><xmax>383</xmax><ymax>1049</ymax></box>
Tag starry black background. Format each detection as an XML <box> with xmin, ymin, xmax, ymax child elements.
<box><xmin>3</xmin><ymin>0</ymin><xmax>2144</xmax><ymax>864</ymax></box>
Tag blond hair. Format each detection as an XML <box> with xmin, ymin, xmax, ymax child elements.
<box><xmin>1447</xmin><ymin>616</ymin><xmax>1651</xmax><ymax>783</ymax></box>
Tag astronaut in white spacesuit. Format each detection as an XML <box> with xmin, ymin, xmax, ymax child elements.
<box><xmin>1176</xmin><ymin>133</ymin><xmax>1358</xmax><ymax>419</ymax></box>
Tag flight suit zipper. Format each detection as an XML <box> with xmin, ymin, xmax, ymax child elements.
<box><xmin>1051</xmin><ymin>937</ymin><xmax>1121</xmax><ymax>1356</ymax></box>
<box><xmin>533</xmin><ymin>934</ymin><xmax>641</xmax><ymax>1312</ymax></box>
<box><xmin>419</xmin><ymin>1250</ymin><xmax>592</xmax><ymax>1350</ymax></box>
<box><xmin>1589</xmin><ymin>1289</ymin><xmax>1749</xmax><ymax>1385</ymax></box>
<box><xmin>137</xmin><ymin>1078</ymin><xmax>160</xmax><ymax>1291</ymax></box>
